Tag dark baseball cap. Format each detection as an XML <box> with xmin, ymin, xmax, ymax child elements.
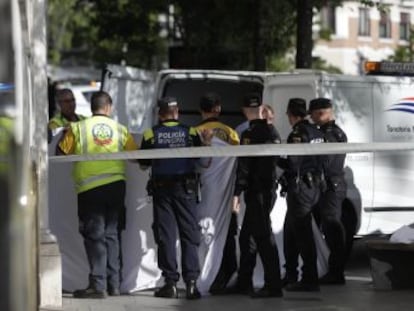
<box><xmin>286</xmin><ymin>98</ymin><xmax>307</xmax><ymax>117</ymax></box>
<box><xmin>200</xmin><ymin>92</ymin><xmax>221</xmax><ymax>112</ymax></box>
<box><xmin>243</xmin><ymin>93</ymin><xmax>262</xmax><ymax>108</ymax></box>
<box><xmin>308</xmin><ymin>97</ymin><xmax>332</xmax><ymax>112</ymax></box>
<box><xmin>158</xmin><ymin>97</ymin><xmax>179</xmax><ymax>110</ymax></box>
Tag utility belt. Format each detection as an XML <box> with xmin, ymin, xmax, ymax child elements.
<box><xmin>287</xmin><ymin>171</ymin><xmax>326</xmax><ymax>191</ymax></box>
<box><xmin>147</xmin><ymin>173</ymin><xmax>201</xmax><ymax>201</ymax></box>
<box><xmin>152</xmin><ymin>173</ymin><xmax>196</xmax><ymax>184</ymax></box>
<box><xmin>325</xmin><ymin>174</ymin><xmax>345</xmax><ymax>191</ymax></box>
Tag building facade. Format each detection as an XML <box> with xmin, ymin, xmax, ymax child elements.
<box><xmin>313</xmin><ymin>0</ymin><xmax>414</xmax><ymax>75</ymax></box>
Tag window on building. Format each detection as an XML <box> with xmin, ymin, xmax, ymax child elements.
<box><xmin>358</xmin><ymin>8</ymin><xmax>370</xmax><ymax>36</ymax></box>
<box><xmin>320</xmin><ymin>5</ymin><xmax>336</xmax><ymax>34</ymax></box>
<box><xmin>379</xmin><ymin>11</ymin><xmax>391</xmax><ymax>38</ymax></box>
<box><xmin>400</xmin><ymin>12</ymin><xmax>410</xmax><ymax>40</ymax></box>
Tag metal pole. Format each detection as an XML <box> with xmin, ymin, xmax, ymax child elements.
<box><xmin>0</xmin><ymin>0</ymin><xmax>16</xmax><ymax>309</ymax></box>
<box><xmin>0</xmin><ymin>0</ymin><xmax>39</xmax><ymax>310</ymax></box>
<box><xmin>32</xmin><ymin>0</ymin><xmax>63</xmax><ymax>308</ymax></box>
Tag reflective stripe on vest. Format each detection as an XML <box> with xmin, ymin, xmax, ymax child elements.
<box><xmin>76</xmin><ymin>173</ymin><xmax>125</xmax><ymax>187</ymax></box>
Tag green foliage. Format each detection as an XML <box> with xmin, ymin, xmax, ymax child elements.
<box><xmin>319</xmin><ymin>28</ymin><xmax>333</xmax><ymax>41</ymax></box>
<box><xmin>47</xmin><ymin>0</ymin><xmax>167</xmax><ymax>68</ymax></box>
<box><xmin>47</xmin><ymin>0</ymin><xmax>97</xmax><ymax>65</ymax></box>
<box><xmin>359</xmin><ymin>0</ymin><xmax>390</xmax><ymax>12</ymax></box>
<box><xmin>48</xmin><ymin>0</ymin><xmax>372</xmax><ymax>70</ymax></box>
<box><xmin>267</xmin><ymin>53</ymin><xmax>295</xmax><ymax>72</ymax></box>
<box><xmin>170</xmin><ymin>0</ymin><xmax>296</xmax><ymax>70</ymax></box>
<box><xmin>312</xmin><ymin>57</ymin><xmax>343</xmax><ymax>73</ymax></box>
<box><xmin>387</xmin><ymin>24</ymin><xmax>414</xmax><ymax>62</ymax></box>
<box><xmin>91</xmin><ymin>0</ymin><xmax>168</xmax><ymax>68</ymax></box>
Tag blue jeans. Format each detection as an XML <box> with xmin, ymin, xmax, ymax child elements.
<box><xmin>78</xmin><ymin>180</ymin><xmax>125</xmax><ymax>291</ymax></box>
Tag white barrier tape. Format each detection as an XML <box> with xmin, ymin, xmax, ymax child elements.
<box><xmin>49</xmin><ymin>142</ymin><xmax>414</xmax><ymax>163</ymax></box>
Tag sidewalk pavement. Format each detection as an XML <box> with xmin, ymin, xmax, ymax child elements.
<box><xmin>51</xmin><ymin>238</ymin><xmax>414</xmax><ymax>311</ymax></box>
<box><xmin>60</xmin><ymin>277</ymin><xmax>414</xmax><ymax>311</ymax></box>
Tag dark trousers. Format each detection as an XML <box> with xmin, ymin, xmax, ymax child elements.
<box><xmin>152</xmin><ymin>184</ymin><xmax>200</xmax><ymax>283</ymax></box>
<box><xmin>78</xmin><ymin>180</ymin><xmax>125</xmax><ymax>291</ymax></box>
<box><xmin>209</xmin><ymin>213</ymin><xmax>238</xmax><ymax>290</ymax></box>
<box><xmin>314</xmin><ymin>178</ymin><xmax>346</xmax><ymax>275</ymax></box>
<box><xmin>285</xmin><ymin>181</ymin><xmax>320</xmax><ymax>284</ymax></box>
<box><xmin>238</xmin><ymin>188</ymin><xmax>281</xmax><ymax>289</ymax></box>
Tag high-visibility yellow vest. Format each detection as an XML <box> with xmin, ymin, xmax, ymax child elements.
<box><xmin>71</xmin><ymin>115</ymin><xmax>129</xmax><ymax>193</ymax></box>
<box><xmin>48</xmin><ymin>113</ymin><xmax>86</xmax><ymax>130</ymax></box>
<box><xmin>0</xmin><ymin>117</ymin><xmax>13</xmax><ymax>175</ymax></box>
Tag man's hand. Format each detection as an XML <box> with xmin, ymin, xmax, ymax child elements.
<box><xmin>232</xmin><ymin>195</ymin><xmax>240</xmax><ymax>214</ymax></box>
<box><xmin>199</xmin><ymin>128</ymin><xmax>213</xmax><ymax>146</ymax></box>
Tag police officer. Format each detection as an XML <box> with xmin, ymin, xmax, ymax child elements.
<box><xmin>139</xmin><ymin>97</ymin><xmax>211</xmax><ymax>300</ymax></box>
<box><xmin>279</xmin><ymin>98</ymin><xmax>324</xmax><ymax>292</ymax></box>
<box><xmin>195</xmin><ymin>92</ymin><xmax>240</xmax><ymax>294</ymax></box>
<box><xmin>48</xmin><ymin>88</ymin><xmax>86</xmax><ymax>132</ymax></box>
<box><xmin>309</xmin><ymin>97</ymin><xmax>347</xmax><ymax>285</ymax></box>
<box><xmin>57</xmin><ymin>91</ymin><xmax>138</xmax><ymax>298</ymax></box>
<box><xmin>232</xmin><ymin>93</ymin><xmax>283</xmax><ymax>298</ymax></box>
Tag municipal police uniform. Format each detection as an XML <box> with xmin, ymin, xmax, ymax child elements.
<box><xmin>279</xmin><ymin>98</ymin><xmax>325</xmax><ymax>291</ymax></box>
<box><xmin>233</xmin><ymin>94</ymin><xmax>283</xmax><ymax>297</ymax></box>
<box><xmin>309</xmin><ymin>98</ymin><xmax>347</xmax><ymax>284</ymax></box>
<box><xmin>139</xmin><ymin>97</ymin><xmax>203</xmax><ymax>299</ymax></box>
<box><xmin>58</xmin><ymin>108</ymin><xmax>138</xmax><ymax>297</ymax></box>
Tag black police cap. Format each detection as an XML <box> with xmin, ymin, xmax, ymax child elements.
<box><xmin>243</xmin><ymin>93</ymin><xmax>262</xmax><ymax>108</ymax></box>
<box><xmin>308</xmin><ymin>98</ymin><xmax>332</xmax><ymax>112</ymax></box>
<box><xmin>158</xmin><ymin>97</ymin><xmax>179</xmax><ymax>110</ymax></box>
<box><xmin>200</xmin><ymin>92</ymin><xmax>221</xmax><ymax>112</ymax></box>
<box><xmin>286</xmin><ymin>98</ymin><xmax>307</xmax><ymax>117</ymax></box>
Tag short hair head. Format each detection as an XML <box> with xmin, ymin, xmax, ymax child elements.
<box><xmin>56</xmin><ymin>88</ymin><xmax>75</xmax><ymax>105</ymax></box>
<box><xmin>308</xmin><ymin>97</ymin><xmax>333</xmax><ymax>113</ymax></box>
<box><xmin>200</xmin><ymin>92</ymin><xmax>221</xmax><ymax>112</ymax></box>
<box><xmin>286</xmin><ymin>98</ymin><xmax>307</xmax><ymax>117</ymax></box>
<box><xmin>158</xmin><ymin>97</ymin><xmax>179</xmax><ymax>116</ymax></box>
<box><xmin>243</xmin><ymin>93</ymin><xmax>262</xmax><ymax>108</ymax></box>
<box><xmin>91</xmin><ymin>91</ymin><xmax>112</xmax><ymax>112</ymax></box>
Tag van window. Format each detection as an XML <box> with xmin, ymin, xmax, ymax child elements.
<box><xmin>162</xmin><ymin>79</ymin><xmax>263</xmax><ymax>128</ymax></box>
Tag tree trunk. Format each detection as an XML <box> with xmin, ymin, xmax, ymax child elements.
<box><xmin>296</xmin><ymin>0</ymin><xmax>313</xmax><ymax>69</ymax></box>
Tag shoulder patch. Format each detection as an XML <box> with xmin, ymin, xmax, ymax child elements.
<box><xmin>143</xmin><ymin>128</ymin><xmax>154</xmax><ymax>141</ymax></box>
<box><xmin>189</xmin><ymin>127</ymin><xmax>197</xmax><ymax>136</ymax></box>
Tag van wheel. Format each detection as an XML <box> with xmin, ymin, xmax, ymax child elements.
<box><xmin>341</xmin><ymin>199</ymin><xmax>358</xmax><ymax>265</ymax></box>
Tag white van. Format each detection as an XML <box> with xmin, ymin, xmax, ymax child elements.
<box><xmin>102</xmin><ymin>64</ymin><xmax>414</xmax><ymax>237</ymax></box>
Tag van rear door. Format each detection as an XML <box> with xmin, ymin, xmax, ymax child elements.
<box><xmin>156</xmin><ymin>70</ymin><xmax>265</xmax><ymax>128</ymax></box>
<box><xmin>263</xmin><ymin>73</ymin><xmax>319</xmax><ymax>139</ymax></box>
<box><xmin>102</xmin><ymin>64</ymin><xmax>156</xmax><ymax>134</ymax></box>
<box><xmin>319</xmin><ymin>75</ymin><xmax>374</xmax><ymax>235</ymax></box>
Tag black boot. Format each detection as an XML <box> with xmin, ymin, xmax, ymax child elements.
<box><xmin>251</xmin><ymin>286</ymin><xmax>283</xmax><ymax>298</ymax></box>
<box><xmin>154</xmin><ymin>282</ymin><xmax>178</xmax><ymax>298</ymax></box>
<box><xmin>73</xmin><ymin>287</ymin><xmax>107</xmax><ymax>299</ymax></box>
<box><xmin>225</xmin><ymin>281</ymin><xmax>253</xmax><ymax>295</ymax></box>
<box><xmin>186</xmin><ymin>280</ymin><xmax>201</xmax><ymax>300</ymax></box>
<box><xmin>285</xmin><ymin>281</ymin><xmax>320</xmax><ymax>292</ymax></box>
<box><xmin>282</xmin><ymin>275</ymin><xmax>298</xmax><ymax>287</ymax></box>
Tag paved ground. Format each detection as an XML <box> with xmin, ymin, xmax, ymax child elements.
<box><xmin>60</xmin><ymin>239</ymin><xmax>414</xmax><ymax>311</ymax></box>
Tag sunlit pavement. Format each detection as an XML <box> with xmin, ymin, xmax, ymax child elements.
<box><xmin>60</xmin><ymin>239</ymin><xmax>414</xmax><ymax>311</ymax></box>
